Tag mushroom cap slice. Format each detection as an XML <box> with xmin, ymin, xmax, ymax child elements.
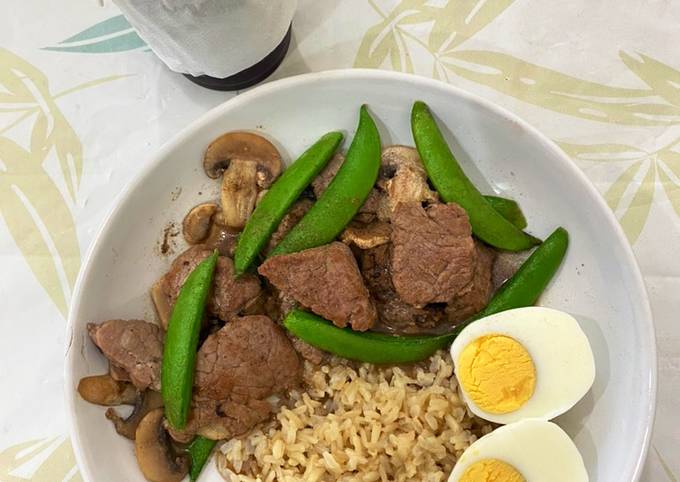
<box><xmin>150</xmin><ymin>280</ymin><xmax>172</xmax><ymax>330</ymax></box>
<box><xmin>182</xmin><ymin>202</ymin><xmax>219</xmax><ymax>245</ymax></box>
<box><xmin>203</xmin><ymin>131</ymin><xmax>282</xmax><ymax>183</ymax></box>
<box><xmin>341</xmin><ymin>221</ymin><xmax>391</xmax><ymax>249</ymax></box>
<box><xmin>107</xmin><ymin>390</ymin><xmax>164</xmax><ymax>440</ymax></box>
<box><xmin>220</xmin><ymin>160</ymin><xmax>259</xmax><ymax>229</ymax></box>
<box><xmin>77</xmin><ymin>374</ymin><xmax>137</xmax><ymax>406</ymax></box>
<box><xmin>380</xmin><ymin>145</ymin><xmax>439</xmax><ymax>211</ymax></box>
<box><xmin>135</xmin><ymin>408</ymin><xmax>189</xmax><ymax>482</ymax></box>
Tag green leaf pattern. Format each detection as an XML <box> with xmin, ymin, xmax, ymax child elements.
<box><xmin>43</xmin><ymin>15</ymin><xmax>146</xmax><ymax>54</ymax></box>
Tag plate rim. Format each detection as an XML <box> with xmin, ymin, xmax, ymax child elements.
<box><xmin>64</xmin><ymin>68</ymin><xmax>657</xmax><ymax>482</ymax></box>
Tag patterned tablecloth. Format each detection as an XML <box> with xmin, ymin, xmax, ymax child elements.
<box><xmin>1</xmin><ymin>0</ymin><xmax>678</xmax><ymax>480</ymax></box>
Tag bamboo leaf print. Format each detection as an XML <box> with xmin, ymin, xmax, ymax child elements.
<box><xmin>0</xmin><ymin>49</ymin><xmax>114</xmax><ymax>317</ymax></box>
<box><xmin>557</xmin><ymin>142</ymin><xmax>647</xmax><ymax>162</ymax></box>
<box><xmin>0</xmin><ymin>48</ymin><xmax>84</xmax><ymax>199</ymax></box>
<box><xmin>658</xmin><ymin>150</ymin><xmax>680</xmax><ymax>218</ymax></box>
<box><xmin>355</xmin><ymin>0</ymin><xmax>432</xmax><ymax>70</ymax></box>
<box><xmin>429</xmin><ymin>0</ymin><xmax>515</xmax><ymax>54</ymax></box>
<box><xmin>653</xmin><ymin>446</ymin><xmax>679</xmax><ymax>482</ymax></box>
<box><xmin>0</xmin><ymin>437</ymin><xmax>81</xmax><ymax>482</ymax></box>
<box><xmin>0</xmin><ymin>137</ymin><xmax>81</xmax><ymax>317</ymax></box>
<box><xmin>659</xmin><ymin>149</ymin><xmax>680</xmax><ymax>176</ymax></box>
<box><xmin>440</xmin><ymin>50</ymin><xmax>680</xmax><ymax>126</ymax></box>
<box><xmin>44</xmin><ymin>15</ymin><xmax>146</xmax><ymax>54</ymax></box>
<box><xmin>621</xmin><ymin>52</ymin><xmax>680</xmax><ymax>108</ymax></box>
<box><xmin>658</xmin><ymin>164</ymin><xmax>680</xmax><ymax>218</ymax></box>
<box><xmin>604</xmin><ymin>160</ymin><xmax>656</xmax><ymax>243</ymax></box>
<box><xmin>619</xmin><ymin>160</ymin><xmax>656</xmax><ymax>243</ymax></box>
<box><xmin>604</xmin><ymin>161</ymin><xmax>644</xmax><ymax>211</ymax></box>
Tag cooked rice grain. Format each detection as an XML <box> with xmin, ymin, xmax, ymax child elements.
<box><xmin>217</xmin><ymin>352</ymin><xmax>492</xmax><ymax>482</ymax></box>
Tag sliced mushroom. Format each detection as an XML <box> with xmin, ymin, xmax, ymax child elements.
<box><xmin>203</xmin><ymin>214</ymin><xmax>240</xmax><ymax>257</ymax></box>
<box><xmin>182</xmin><ymin>202</ymin><xmax>219</xmax><ymax>244</ymax></box>
<box><xmin>341</xmin><ymin>221</ymin><xmax>391</xmax><ymax>249</ymax></box>
<box><xmin>135</xmin><ymin>408</ymin><xmax>189</xmax><ymax>482</ymax></box>
<box><xmin>77</xmin><ymin>374</ymin><xmax>137</xmax><ymax>406</ymax></box>
<box><xmin>380</xmin><ymin>145</ymin><xmax>439</xmax><ymax>212</ymax></box>
<box><xmin>150</xmin><ymin>280</ymin><xmax>172</xmax><ymax>330</ymax></box>
<box><xmin>220</xmin><ymin>159</ymin><xmax>259</xmax><ymax>229</ymax></box>
<box><xmin>106</xmin><ymin>389</ymin><xmax>164</xmax><ymax>440</ymax></box>
<box><xmin>203</xmin><ymin>132</ymin><xmax>282</xmax><ymax>229</ymax></box>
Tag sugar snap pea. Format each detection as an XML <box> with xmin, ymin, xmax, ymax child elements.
<box><xmin>483</xmin><ymin>195</ymin><xmax>527</xmax><ymax>230</ymax></box>
<box><xmin>474</xmin><ymin>226</ymin><xmax>568</xmax><ymax>318</ymax></box>
<box><xmin>161</xmin><ymin>251</ymin><xmax>218</xmax><ymax>430</ymax></box>
<box><xmin>283</xmin><ymin>309</ymin><xmax>451</xmax><ymax>364</ymax></box>
<box><xmin>234</xmin><ymin>132</ymin><xmax>343</xmax><ymax>274</ymax></box>
<box><xmin>187</xmin><ymin>436</ymin><xmax>217</xmax><ymax>481</ymax></box>
<box><xmin>283</xmin><ymin>227</ymin><xmax>568</xmax><ymax>363</ymax></box>
<box><xmin>411</xmin><ymin>101</ymin><xmax>540</xmax><ymax>251</ymax></box>
<box><xmin>269</xmin><ymin>106</ymin><xmax>381</xmax><ymax>257</ymax></box>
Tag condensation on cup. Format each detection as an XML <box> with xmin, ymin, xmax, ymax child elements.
<box><xmin>112</xmin><ymin>0</ymin><xmax>298</xmax><ymax>90</ymax></box>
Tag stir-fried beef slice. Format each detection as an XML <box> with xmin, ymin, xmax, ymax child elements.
<box><xmin>289</xmin><ymin>335</ymin><xmax>327</xmax><ymax>365</ymax></box>
<box><xmin>169</xmin><ymin>316</ymin><xmax>301</xmax><ymax>441</ymax></box>
<box><xmin>168</xmin><ymin>396</ymin><xmax>273</xmax><ymax>443</ymax></box>
<box><xmin>258</xmin><ymin>242</ymin><xmax>377</xmax><ymax>331</ymax></box>
<box><xmin>446</xmin><ymin>242</ymin><xmax>496</xmax><ymax>323</ymax></box>
<box><xmin>194</xmin><ymin>316</ymin><xmax>301</xmax><ymax>401</ymax></box>
<box><xmin>160</xmin><ymin>245</ymin><xmax>261</xmax><ymax>324</ymax></box>
<box><xmin>88</xmin><ymin>320</ymin><xmax>162</xmax><ymax>391</ymax></box>
<box><xmin>265</xmin><ymin>198</ymin><xmax>313</xmax><ymax>254</ymax></box>
<box><xmin>357</xmin><ymin>244</ymin><xmax>446</xmax><ymax>333</ymax></box>
<box><xmin>391</xmin><ymin>202</ymin><xmax>477</xmax><ymax>307</ymax></box>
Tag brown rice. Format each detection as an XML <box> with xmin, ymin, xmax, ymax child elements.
<box><xmin>216</xmin><ymin>351</ymin><xmax>492</xmax><ymax>482</ymax></box>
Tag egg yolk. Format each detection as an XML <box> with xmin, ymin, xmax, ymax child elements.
<box><xmin>458</xmin><ymin>334</ymin><xmax>536</xmax><ymax>414</ymax></box>
<box><xmin>459</xmin><ymin>458</ymin><xmax>526</xmax><ymax>482</ymax></box>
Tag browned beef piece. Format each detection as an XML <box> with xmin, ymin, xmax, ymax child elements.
<box><xmin>289</xmin><ymin>336</ymin><xmax>327</xmax><ymax>365</ymax></box>
<box><xmin>88</xmin><ymin>320</ymin><xmax>162</xmax><ymax>391</ymax></box>
<box><xmin>161</xmin><ymin>246</ymin><xmax>261</xmax><ymax>324</ymax></box>
<box><xmin>265</xmin><ymin>198</ymin><xmax>313</xmax><ymax>254</ymax></box>
<box><xmin>169</xmin><ymin>316</ymin><xmax>301</xmax><ymax>441</ymax></box>
<box><xmin>391</xmin><ymin>202</ymin><xmax>476</xmax><ymax>307</ymax></box>
<box><xmin>169</xmin><ymin>397</ymin><xmax>273</xmax><ymax>442</ymax></box>
<box><xmin>194</xmin><ymin>316</ymin><xmax>301</xmax><ymax>400</ymax></box>
<box><xmin>357</xmin><ymin>244</ymin><xmax>446</xmax><ymax>334</ymax></box>
<box><xmin>258</xmin><ymin>242</ymin><xmax>377</xmax><ymax>331</ymax></box>
<box><xmin>446</xmin><ymin>242</ymin><xmax>495</xmax><ymax>322</ymax></box>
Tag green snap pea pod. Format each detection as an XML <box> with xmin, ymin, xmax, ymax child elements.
<box><xmin>411</xmin><ymin>100</ymin><xmax>540</xmax><ymax>251</ymax></box>
<box><xmin>283</xmin><ymin>309</ymin><xmax>451</xmax><ymax>364</ymax></box>
<box><xmin>269</xmin><ymin>106</ymin><xmax>381</xmax><ymax>257</ymax></box>
<box><xmin>474</xmin><ymin>226</ymin><xmax>568</xmax><ymax>319</ymax></box>
<box><xmin>161</xmin><ymin>251</ymin><xmax>218</xmax><ymax>430</ymax></box>
<box><xmin>187</xmin><ymin>436</ymin><xmax>217</xmax><ymax>481</ymax></box>
<box><xmin>483</xmin><ymin>195</ymin><xmax>527</xmax><ymax>230</ymax></box>
<box><xmin>234</xmin><ymin>132</ymin><xmax>344</xmax><ymax>274</ymax></box>
<box><xmin>283</xmin><ymin>226</ymin><xmax>568</xmax><ymax>363</ymax></box>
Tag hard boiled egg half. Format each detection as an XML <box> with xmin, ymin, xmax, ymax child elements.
<box><xmin>450</xmin><ymin>306</ymin><xmax>595</xmax><ymax>424</ymax></box>
<box><xmin>448</xmin><ymin>419</ymin><xmax>589</xmax><ymax>482</ymax></box>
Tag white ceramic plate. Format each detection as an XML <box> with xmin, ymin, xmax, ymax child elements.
<box><xmin>65</xmin><ymin>69</ymin><xmax>656</xmax><ymax>482</ymax></box>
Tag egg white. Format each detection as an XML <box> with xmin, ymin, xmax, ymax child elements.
<box><xmin>448</xmin><ymin>419</ymin><xmax>589</xmax><ymax>482</ymax></box>
<box><xmin>450</xmin><ymin>306</ymin><xmax>595</xmax><ymax>424</ymax></box>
